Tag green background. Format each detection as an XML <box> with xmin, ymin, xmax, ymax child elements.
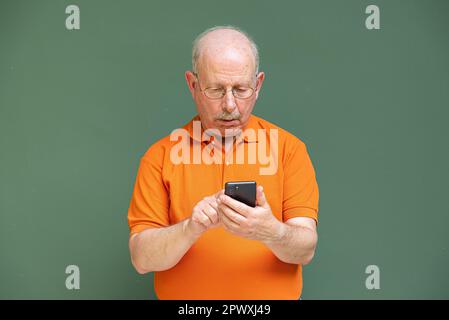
<box><xmin>1</xmin><ymin>0</ymin><xmax>448</xmax><ymax>299</ymax></box>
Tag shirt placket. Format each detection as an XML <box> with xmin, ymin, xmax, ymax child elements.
<box><xmin>221</xmin><ymin>137</ymin><xmax>245</xmax><ymax>185</ymax></box>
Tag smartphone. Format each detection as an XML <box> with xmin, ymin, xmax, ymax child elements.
<box><xmin>224</xmin><ymin>181</ymin><xmax>257</xmax><ymax>208</ymax></box>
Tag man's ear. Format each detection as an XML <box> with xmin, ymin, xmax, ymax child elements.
<box><xmin>185</xmin><ymin>71</ymin><xmax>197</xmax><ymax>96</ymax></box>
<box><xmin>255</xmin><ymin>72</ymin><xmax>265</xmax><ymax>99</ymax></box>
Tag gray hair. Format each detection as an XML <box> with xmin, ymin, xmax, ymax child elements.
<box><xmin>191</xmin><ymin>25</ymin><xmax>260</xmax><ymax>75</ymax></box>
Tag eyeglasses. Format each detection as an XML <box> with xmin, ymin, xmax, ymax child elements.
<box><xmin>193</xmin><ymin>73</ymin><xmax>256</xmax><ymax>100</ymax></box>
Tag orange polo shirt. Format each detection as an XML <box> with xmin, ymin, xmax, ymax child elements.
<box><xmin>127</xmin><ymin>114</ymin><xmax>319</xmax><ymax>299</ymax></box>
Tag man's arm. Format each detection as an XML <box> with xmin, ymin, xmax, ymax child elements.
<box><xmin>129</xmin><ymin>219</ymin><xmax>198</xmax><ymax>274</ymax></box>
<box><xmin>263</xmin><ymin>217</ymin><xmax>317</xmax><ymax>265</ymax></box>
<box><xmin>129</xmin><ymin>193</ymin><xmax>222</xmax><ymax>274</ymax></box>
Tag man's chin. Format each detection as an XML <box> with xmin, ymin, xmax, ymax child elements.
<box><xmin>214</xmin><ymin>120</ymin><xmax>238</xmax><ymax>132</ymax></box>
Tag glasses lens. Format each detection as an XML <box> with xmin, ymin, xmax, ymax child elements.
<box><xmin>233</xmin><ymin>88</ymin><xmax>254</xmax><ymax>99</ymax></box>
<box><xmin>204</xmin><ymin>88</ymin><xmax>224</xmax><ymax>99</ymax></box>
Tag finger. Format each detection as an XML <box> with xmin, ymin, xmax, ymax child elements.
<box><xmin>208</xmin><ymin>198</ymin><xmax>219</xmax><ymax>211</ymax></box>
<box><xmin>218</xmin><ymin>195</ymin><xmax>250</xmax><ymax>217</ymax></box>
<box><xmin>220</xmin><ymin>214</ymin><xmax>249</xmax><ymax>238</ymax></box>
<box><xmin>219</xmin><ymin>204</ymin><xmax>246</xmax><ymax>225</ymax></box>
<box><xmin>220</xmin><ymin>210</ymin><xmax>241</xmax><ymax>232</ymax></box>
<box><xmin>201</xmin><ymin>208</ymin><xmax>215</xmax><ymax>226</ymax></box>
<box><xmin>220</xmin><ymin>205</ymin><xmax>245</xmax><ymax>225</ymax></box>
<box><xmin>196</xmin><ymin>210</ymin><xmax>212</xmax><ymax>228</ymax></box>
<box><xmin>215</xmin><ymin>189</ymin><xmax>225</xmax><ymax>199</ymax></box>
<box><xmin>256</xmin><ymin>185</ymin><xmax>268</xmax><ymax>208</ymax></box>
<box><xmin>204</xmin><ymin>203</ymin><xmax>219</xmax><ymax>224</ymax></box>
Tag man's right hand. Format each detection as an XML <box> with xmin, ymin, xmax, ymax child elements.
<box><xmin>185</xmin><ymin>190</ymin><xmax>224</xmax><ymax>237</ymax></box>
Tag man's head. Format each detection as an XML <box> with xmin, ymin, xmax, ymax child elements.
<box><xmin>186</xmin><ymin>26</ymin><xmax>265</xmax><ymax>137</ymax></box>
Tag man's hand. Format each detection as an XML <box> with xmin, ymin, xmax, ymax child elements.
<box><xmin>185</xmin><ymin>190</ymin><xmax>224</xmax><ymax>237</ymax></box>
<box><xmin>217</xmin><ymin>185</ymin><xmax>284</xmax><ymax>243</ymax></box>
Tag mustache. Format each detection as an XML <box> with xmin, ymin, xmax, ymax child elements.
<box><xmin>216</xmin><ymin>113</ymin><xmax>241</xmax><ymax>121</ymax></box>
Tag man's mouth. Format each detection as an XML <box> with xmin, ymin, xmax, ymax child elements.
<box><xmin>217</xmin><ymin>119</ymin><xmax>240</xmax><ymax>126</ymax></box>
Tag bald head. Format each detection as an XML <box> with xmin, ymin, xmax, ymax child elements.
<box><xmin>192</xmin><ymin>26</ymin><xmax>259</xmax><ymax>76</ymax></box>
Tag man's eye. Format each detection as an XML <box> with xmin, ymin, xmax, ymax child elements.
<box><xmin>234</xmin><ymin>87</ymin><xmax>249</xmax><ymax>93</ymax></box>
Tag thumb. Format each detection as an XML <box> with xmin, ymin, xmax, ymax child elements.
<box><xmin>215</xmin><ymin>189</ymin><xmax>225</xmax><ymax>199</ymax></box>
<box><xmin>256</xmin><ymin>186</ymin><xmax>268</xmax><ymax>208</ymax></box>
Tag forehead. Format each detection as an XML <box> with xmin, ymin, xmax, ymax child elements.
<box><xmin>199</xmin><ymin>47</ymin><xmax>255</xmax><ymax>85</ymax></box>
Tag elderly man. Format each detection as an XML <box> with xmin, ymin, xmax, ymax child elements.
<box><xmin>127</xmin><ymin>26</ymin><xmax>319</xmax><ymax>299</ymax></box>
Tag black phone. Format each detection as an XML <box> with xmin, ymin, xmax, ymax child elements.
<box><xmin>224</xmin><ymin>181</ymin><xmax>257</xmax><ymax>208</ymax></box>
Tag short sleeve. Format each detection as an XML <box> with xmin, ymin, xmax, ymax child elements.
<box><xmin>127</xmin><ymin>144</ymin><xmax>170</xmax><ymax>235</ymax></box>
<box><xmin>282</xmin><ymin>139</ymin><xmax>319</xmax><ymax>224</ymax></box>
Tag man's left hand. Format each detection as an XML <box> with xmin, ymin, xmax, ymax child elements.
<box><xmin>217</xmin><ymin>185</ymin><xmax>285</xmax><ymax>243</ymax></box>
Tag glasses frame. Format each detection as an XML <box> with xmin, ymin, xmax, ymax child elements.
<box><xmin>193</xmin><ymin>72</ymin><xmax>258</xmax><ymax>100</ymax></box>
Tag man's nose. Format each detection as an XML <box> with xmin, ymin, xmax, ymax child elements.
<box><xmin>222</xmin><ymin>90</ymin><xmax>237</xmax><ymax>113</ymax></box>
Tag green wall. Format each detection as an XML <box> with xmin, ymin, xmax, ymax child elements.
<box><xmin>1</xmin><ymin>0</ymin><xmax>448</xmax><ymax>299</ymax></box>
